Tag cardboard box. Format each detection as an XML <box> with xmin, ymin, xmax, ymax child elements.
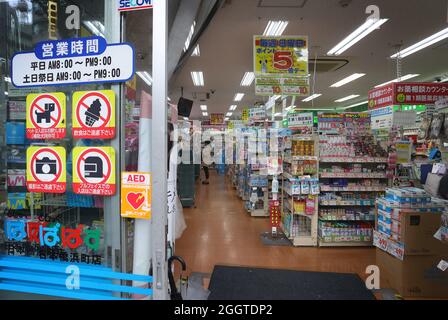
<box><xmin>376</xmin><ymin>249</ymin><xmax>448</xmax><ymax>298</ymax></box>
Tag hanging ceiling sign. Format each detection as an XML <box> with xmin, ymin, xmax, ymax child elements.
<box><xmin>73</xmin><ymin>147</ymin><xmax>116</xmax><ymax>196</ymax></box>
<box><xmin>121</xmin><ymin>172</ymin><xmax>152</xmax><ymax>220</ymax></box>
<box><xmin>210</xmin><ymin>113</ymin><xmax>225</xmax><ymax>125</ymax></box>
<box><xmin>118</xmin><ymin>0</ymin><xmax>153</xmax><ymax>12</ymax></box>
<box><xmin>254</xmin><ymin>36</ymin><xmax>309</xmax><ymax>96</ymax></box>
<box><xmin>11</xmin><ymin>36</ymin><xmax>134</xmax><ymax>88</ymax></box>
<box><xmin>27</xmin><ymin>146</ymin><xmax>66</xmax><ymax>194</ymax></box>
<box><xmin>72</xmin><ymin>90</ymin><xmax>116</xmax><ymax>139</ymax></box>
<box><xmin>26</xmin><ymin>92</ymin><xmax>66</xmax><ymax>140</ymax></box>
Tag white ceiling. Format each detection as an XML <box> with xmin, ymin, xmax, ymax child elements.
<box><xmin>170</xmin><ymin>0</ymin><xmax>448</xmax><ymax>119</ymax></box>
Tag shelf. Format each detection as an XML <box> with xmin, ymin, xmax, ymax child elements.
<box><xmin>320</xmin><ymin>186</ymin><xmax>386</xmax><ymax>192</ymax></box>
<box><xmin>319</xmin><ymin>200</ymin><xmax>375</xmax><ymax>206</ymax></box>
<box><xmin>283</xmin><ymin>172</ymin><xmax>317</xmax><ymax>180</ymax></box>
<box><xmin>284</xmin><ymin>156</ymin><xmax>318</xmax><ymax>163</ymax></box>
<box><xmin>319</xmin><ymin>216</ymin><xmax>375</xmax><ymax>222</ymax></box>
<box><xmin>319</xmin><ymin>241</ymin><xmax>373</xmax><ymax>247</ymax></box>
<box><xmin>319</xmin><ymin>173</ymin><xmax>388</xmax><ymax>179</ymax></box>
<box><xmin>320</xmin><ymin>157</ymin><xmax>388</xmax><ymax>163</ymax></box>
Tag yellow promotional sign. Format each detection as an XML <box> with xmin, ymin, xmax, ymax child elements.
<box><xmin>27</xmin><ymin>146</ymin><xmax>66</xmax><ymax>194</ymax></box>
<box><xmin>121</xmin><ymin>172</ymin><xmax>152</xmax><ymax>220</ymax></box>
<box><xmin>242</xmin><ymin>108</ymin><xmax>249</xmax><ymax>123</ymax></box>
<box><xmin>72</xmin><ymin>146</ymin><xmax>116</xmax><ymax>196</ymax></box>
<box><xmin>26</xmin><ymin>92</ymin><xmax>66</xmax><ymax>140</ymax></box>
<box><xmin>72</xmin><ymin>90</ymin><xmax>116</xmax><ymax>139</ymax></box>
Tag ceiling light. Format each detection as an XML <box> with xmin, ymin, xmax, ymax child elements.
<box><xmin>137</xmin><ymin>71</ymin><xmax>153</xmax><ymax>87</ymax></box>
<box><xmin>200</xmin><ymin>105</ymin><xmax>207</xmax><ymax>111</ymax></box>
<box><xmin>230</xmin><ymin>105</ymin><xmax>238</xmax><ymax>111</ymax></box>
<box><xmin>202</xmin><ymin>112</ymin><xmax>208</xmax><ymax>117</ymax></box>
<box><xmin>241</xmin><ymin>72</ymin><xmax>255</xmax><ymax>86</ymax></box>
<box><xmin>375</xmin><ymin>74</ymin><xmax>420</xmax><ymax>88</ymax></box>
<box><xmin>330</xmin><ymin>73</ymin><xmax>366</xmax><ymax>88</ymax></box>
<box><xmin>225</xmin><ymin>117</ymin><xmax>230</xmax><ymax>121</ymax></box>
<box><xmin>302</xmin><ymin>94</ymin><xmax>322</xmax><ymax>102</ymax></box>
<box><xmin>226</xmin><ymin>112</ymin><xmax>233</xmax><ymax>117</ymax></box>
<box><xmin>263</xmin><ymin>20</ymin><xmax>289</xmax><ymax>36</ymax></box>
<box><xmin>340</xmin><ymin>100</ymin><xmax>369</xmax><ymax>110</ymax></box>
<box><xmin>335</xmin><ymin>95</ymin><xmax>360</xmax><ymax>103</ymax></box>
<box><xmin>328</xmin><ymin>18</ymin><xmax>388</xmax><ymax>56</ymax></box>
<box><xmin>184</xmin><ymin>21</ymin><xmax>196</xmax><ymax>52</ymax></box>
<box><xmin>183</xmin><ymin>117</ymin><xmax>189</xmax><ymax>121</ymax></box>
<box><xmin>192</xmin><ymin>44</ymin><xmax>200</xmax><ymax>57</ymax></box>
<box><xmin>191</xmin><ymin>71</ymin><xmax>204</xmax><ymax>86</ymax></box>
<box><xmin>234</xmin><ymin>93</ymin><xmax>245</xmax><ymax>102</ymax></box>
<box><xmin>391</xmin><ymin>27</ymin><xmax>448</xmax><ymax>59</ymax></box>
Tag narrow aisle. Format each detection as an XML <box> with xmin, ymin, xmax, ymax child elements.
<box><xmin>175</xmin><ymin>171</ymin><xmax>377</xmax><ymax>281</ymax></box>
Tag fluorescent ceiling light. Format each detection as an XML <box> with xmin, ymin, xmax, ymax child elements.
<box><xmin>192</xmin><ymin>44</ymin><xmax>200</xmax><ymax>56</ymax></box>
<box><xmin>328</xmin><ymin>18</ymin><xmax>388</xmax><ymax>56</ymax></box>
<box><xmin>335</xmin><ymin>95</ymin><xmax>360</xmax><ymax>103</ymax></box>
<box><xmin>225</xmin><ymin>117</ymin><xmax>230</xmax><ymax>121</ymax></box>
<box><xmin>184</xmin><ymin>21</ymin><xmax>196</xmax><ymax>52</ymax></box>
<box><xmin>234</xmin><ymin>93</ymin><xmax>245</xmax><ymax>102</ymax></box>
<box><xmin>226</xmin><ymin>112</ymin><xmax>233</xmax><ymax>117</ymax></box>
<box><xmin>263</xmin><ymin>20</ymin><xmax>289</xmax><ymax>36</ymax></box>
<box><xmin>241</xmin><ymin>72</ymin><xmax>255</xmax><ymax>86</ymax></box>
<box><xmin>230</xmin><ymin>105</ymin><xmax>238</xmax><ymax>111</ymax></box>
<box><xmin>375</xmin><ymin>74</ymin><xmax>420</xmax><ymax>88</ymax></box>
<box><xmin>200</xmin><ymin>105</ymin><xmax>207</xmax><ymax>111</ymax></box>
<box><xmin>331</xmin><ymin>73</ymin><xmax>366</xmax><ymax>87</ymax></box>
<box><xmin>302</xmin><ymin>94</ymin><xmax>322</xmax><ymax>102</ymax></box>
<box><xmin>391</xmin><ymin>27</ymin><xmax>448</xmax><ymax>59</ymax></box>
<box><xmin>137</xmin><ymin>71</ymin><xmax>153</xmax><ymax>87</ymax></box>
<box><xmin>274</xmin><ymin>113</ymin><xmax>282</xmax><ymax>117</ymax></box>
<box><xmin>202</xmin><ymin>112</ymin><xmax>208</xmax><ymax>117</ymax></box>
<box><xmin>340</xmin><ymin>100</ymin><xmax>369</xmax><ymax>110</ymax></box>
<box><xmin>191</xmin><ymin>71</ymin><xmax>204</xmax><ymax>86</ymax></box>
<box><xmin>183</xmin><ymin>117</ymin><xmax>189</xmax><ymax>120</ymax></box>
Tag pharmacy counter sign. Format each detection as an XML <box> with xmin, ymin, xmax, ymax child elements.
<box><xmin>26</xmin><ymin>92</ymin><xmax>66</xmax><ymax>139</ymax></box>
<box><xmin>72</xmin><ymin>90</ymin><xmax>116</xmax><ymax>139</ymax></box>
<box><xmin>27</xmin><ymin>146</ymin><xmax>66</xmax><ymax>194</ymax></box>
<box><xmin>121</xmin><ymin>172</ymin><xmax>152</xmax><ymax>220</ymax></box>
<box><xmin>11</xmin><ymin>36</ymin><xmax>134</xmax><ymax>88</ymax></box>
<box><xmin>73</xmin><ymin>147</ymin><xmax>116</xmax><ymax>196</ymax></box>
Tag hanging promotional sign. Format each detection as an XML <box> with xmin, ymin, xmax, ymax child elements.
<box><xmin>121</xmin><ymin>172</ymin><xmax>152</xmax><ymax>220</ymax></box>
<box><xmin>26</xmin><ymin>92</ymin><xmax>66</xmax><ymax>140</ymax></box>
<box><xmin>73</xmin><ymin>147</ymin><xmax>116</xmax><ymax>196</ymax></box>
<box><xmin>242</xmin><ymin>108</ymin><xmax>249</xmax><ymax>123</ymax></box>
<box><xmin>12</xmin><ymin>36</ymin><xmax>134</xmax><ymax>88</ymax></box>
<box><xmin>254</xmin><ymin>36</ymin><xmax>309</xmax><ymax>96</ymax></box>
<box><xmin>26</xmin><ymin>146</ymin><xmax>66</xmax><ymax>193</ymax></box>
<box><xmin>210</xmin><ymin>113</ymin><xmax>225</xmax><ymax>125</ymax></box>
<box><xmin>118</xmin><ymin>0</ymin><xmax>153</xmax><ymax>12</ymax></box>
<box><xmin>72</xmin><ymin>90</ymin><xmax>116</xmax><ymax>139</ymax></box>
<box><xmin>287</xmin><ymin>112</ymin><xmax>313</xmax><ymax>130</ymax></box>
<box><xmin>370</xmin><ymin>106</ymin><xmax>394</xmax><ymax>130</ymax></box>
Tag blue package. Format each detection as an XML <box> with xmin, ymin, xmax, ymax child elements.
<box><xmin>6</xmin><ymin>122</ymin><xmax>26</xmax><ymax>145</ymax></box>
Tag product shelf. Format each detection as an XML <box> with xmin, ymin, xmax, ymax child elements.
<box><xmin>320</xmin><ymin>186</ymin><xmax>387</xmax><ymax>192</ymax></box>
<box><xmin>319</xmin><ymin>200</ymin><xmax>376</xmax><ymax>206</ymax></box>
<box><xmin>320</xmin><ymin>157</ymin><xmax>388</xmax><ymax>163</ymax></box>
<box><xmin>318</xmin><ymin>241</ymin><xmax>373</xmax><ymax>247</ymax></box>
<box><xmin>319</xmin><ymin>173</ymin><xmax>388</xmax><ymax>179</ymax></box>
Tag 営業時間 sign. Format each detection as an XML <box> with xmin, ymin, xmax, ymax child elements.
<box><xmin>11</xmin><ymin>36</ymin><xmax>134</xmax><ymax>88</ymax></box>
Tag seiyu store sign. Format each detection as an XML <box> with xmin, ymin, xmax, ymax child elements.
<box><xmin>11</xmin><ymin>36</ymin><xmax>135</xmax><ymax>88</ymax></box>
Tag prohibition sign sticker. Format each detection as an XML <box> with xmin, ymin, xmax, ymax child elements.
<box><xmin>72</xmin><ymin>147</ymin><xmax>116</xmax><ymax>196</ymax></box>
<box><xmin>26</xmin><ymin>92</ymin><xmax>66</xmax><ymax>140</ymax></box>
<box><xmin>72</xmin><ymin>90</ymin><xmax>116</xmax><ymax>139</ymax></box>
<box><xmin>26</xmin><ymin>146</ymin><xmax>66</xmax><ymax>193</ymax></box>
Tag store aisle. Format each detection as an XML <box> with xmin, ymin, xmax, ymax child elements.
<box><xmin>175</xmin><ymin>171</ymin><xmax>377</xmax><ymax>282</ymax></box>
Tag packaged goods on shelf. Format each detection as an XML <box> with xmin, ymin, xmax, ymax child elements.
<box><xmin>319</xmin><ymin>221</ymin><xmax>373</xmax><ymax>243</ymax></box>
<box><xmin>284</xmin><ymin>178</ymin><xmax>320</xmax><ymax>196</ymax></box>
<box><xmin>320</xmin><ymin>207</ymin><xmax>375</xmax><ymax>221</ymax></box>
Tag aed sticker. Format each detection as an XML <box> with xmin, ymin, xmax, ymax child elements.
<box><xmin>26</xmin><ymin>146</ymin><xmax>66</xmax><ymax>193</ymax></box>
<box><xmin>72</xmin><ymin>90</ymin><xmax>116</xmax><ymax>139</ymax></box>
<box><xmin>72</xmin><ymin>147</ymin><xmax>116</xmax><ymax>196</ymax></box>
<box><xmin>121</xmin><ymin>172</ymin><xmax>152</xmax><ymax>220</ymax></box>
<box><xmin>26</xmin><ymin>92</ymin><xmax>66</xmax><ymax>140</ymax></box>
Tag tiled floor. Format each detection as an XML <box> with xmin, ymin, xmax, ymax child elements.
<box><xmin>175</xmin><ymin>171</ymin><xmax>377</xmax><ymax>284</ymax></box>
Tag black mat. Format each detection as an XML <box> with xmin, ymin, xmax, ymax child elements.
<box><xmin>259</xmin><ymin>232</ymin><xmax>292</xmax><ymax>246</ymax></box>
<box><xmin>208</xmin><ymin>265</ymin><xmax>376</xmax><ymax>300</ymax></box>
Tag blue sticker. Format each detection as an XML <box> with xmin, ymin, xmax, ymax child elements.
<box><xmin>6</xmin><ymin>122</ymin><xmax>26</xmax><ymax>145</ymax></box>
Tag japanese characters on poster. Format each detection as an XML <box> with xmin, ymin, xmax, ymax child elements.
<box><xmin>254</xmin><ymin>36</ymin><xmax>309</xmax><ymax>96</ymax></box>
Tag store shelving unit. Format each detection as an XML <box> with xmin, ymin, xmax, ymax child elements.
<box><xmin>281</xmin><ymin>135</ymin><xmax>319</xmax><ymax>246</ymax></box>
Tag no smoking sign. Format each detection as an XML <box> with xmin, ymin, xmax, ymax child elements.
<box><xmin>26</xmin><ymin>92</ymin><xmax>66</xmax><ymax>140</ymax></box>
<box><xmin>73</xmin><ymin>147</ymin><xmax>116</xmax><ymax>196</ymax></box>
<box><xmin>26</xmin><ymin>146</ymin><xmax>66</xmax><ymax>193</ymax></box>
<box><xmin>72</xmin><ymin>90</ymin><xmax>116</xmax><ymax>139</ymax></box>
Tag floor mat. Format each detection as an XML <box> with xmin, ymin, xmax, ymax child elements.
<box><xmin>259</xmin><ymin>232</ymin><xmax>292</xmax><ymax>246</ymax></box>
<box><xmin>208</xmin><ymin>265</ymin><xmax>375</xmax><ymax>300</ymax></box>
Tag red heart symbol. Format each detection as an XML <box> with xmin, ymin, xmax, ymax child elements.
<box><xmin>127</xmin><ymin>192</ymin><xmax>145</xmax><ymax>210</ymax></box>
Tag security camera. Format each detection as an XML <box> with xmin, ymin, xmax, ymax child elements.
<box><xmin>339</xmin><ymin>0</ymin><xmax>352</xmax><ymax>8</ymax></box>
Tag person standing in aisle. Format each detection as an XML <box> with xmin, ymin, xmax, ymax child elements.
<box><xmin>202</xmin><ymin>140</ymin><xmax>211</xmax><ymax>185</ymax></box>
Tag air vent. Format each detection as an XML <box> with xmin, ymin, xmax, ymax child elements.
<box><xmin>309</xmin><ymin>59</ymin><xmax>349</xmax><ymax>73</ymax></box>
<box><xmin>258</xmin><ymin>0</ymin><xmax>307</xmax><ymax>8</ymax></box>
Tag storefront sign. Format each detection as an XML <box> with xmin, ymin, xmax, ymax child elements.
<box><xmin>370</xmin><ymin>106</ymin><xmax>393</xmax><ymax>130</ymax></box>
<box><xmin>121</xmin><ymin>172</ymin><xmax>152</xmax><ymax>220</ymax></box>
<box><xmin>369</xmin><ymin>83</ymin><xmax>448</xmax><ymax>110</ymax></box>
<box><xmin>72</xmin><ymin>90</ymin><xmax>116</xmax><ymax>139</ymax></box>
<box><xmin>73</xmin><ymin>147</ymin><xmax>116</xmax><ymax>196</ymax></box>
<box><xmin>254</xmin><ymin>36</ymin><xmax>309</xmax><ymax>96</ymax></box>
<box><xmin>27</xmin><ymin>146</ymin><xmax>66</xmax><ymax>194</ymax></box>
<box><xmin>118</xmin><ymin>0</ymin><xmax>153</xmax><ymax>12</ymax></box>
<box><xmin>12</xmin><ymin>36</ymin><xmax>134</xmax><ymax>88</ymax></box>
<box><xmin>210</xmin><ymin>113</ymin><xmax>225</xmax><ymax>125</ymax></box>
<box><xmin>26</xmin><ymin>92</ymin><xmax>66</xmax><ymax>140</ymax></box>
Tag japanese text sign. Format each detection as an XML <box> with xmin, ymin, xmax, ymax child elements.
<box><xmin>72</xmin><ymin>147</ymin><xmax>116</xmax><ymax>196</ymax></box>
<box><xmin>288</xmin><ymin>112</ymin><xmax>313</xmax><ymax>129</ymax></box>
<box><xmin>72</xmin><ymin>90</ymin><xmax>116</xmax><ymax>139</ymax></box>
<box><xmin>121</xmin><ymin>172</ymin><xmax>152</xmax><ymax>220</ymax></box>
<box><xmin>27</xmin><ymin>146</ymin><xmax>66</xmax><ymax>194</ymax></box>
<box><xmin>26</xmin><ymin>92</ymin><xmax>66</xmax><ymax>140</ymax></box>
<box><xmin>12</xmin><ymin>36</ymin><xmax>134</xmax><ymax>88</ymax></box>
